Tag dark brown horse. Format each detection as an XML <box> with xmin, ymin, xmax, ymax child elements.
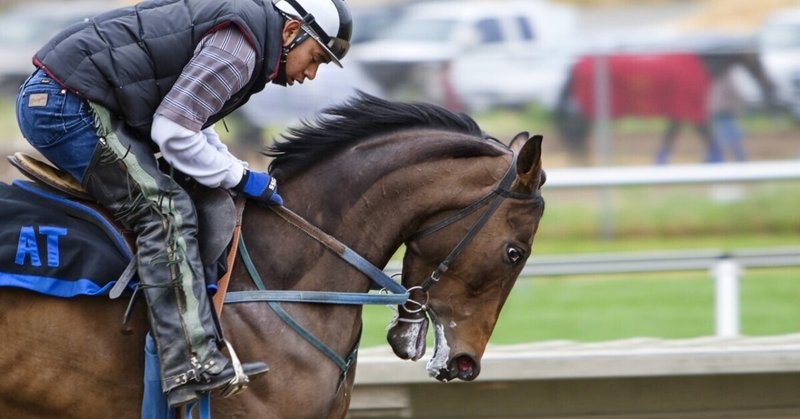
<box><xmin>0</xmin><ymin>93</ymin><xmax>545</xmax><ymax>418</ymax></box>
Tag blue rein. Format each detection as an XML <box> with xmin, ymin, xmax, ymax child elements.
<box><xmin>223</xmin><ymin>205</ymin><xmax>410</xmax><ymax>383</ymax></box>
<box><xmin>224</xmin><ymin>205</ymin><xmax>409</xmax><ymax>306</ymax></box>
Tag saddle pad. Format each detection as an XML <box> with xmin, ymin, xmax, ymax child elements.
<box><xmin>0</xmin><ymin>180</ymin><xmax>133</xmax><ymax>298</ymax></box>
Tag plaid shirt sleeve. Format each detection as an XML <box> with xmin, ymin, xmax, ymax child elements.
<box><xmin>155</xmin><ymin>25</ymin><xmax>257</xmax><ymax>132</ymax></box>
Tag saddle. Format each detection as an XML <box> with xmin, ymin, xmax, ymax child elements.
<box><xmin>8</xmin><ymin>152</ymin><xmax>92</xmax><ymax>200</ymax></box>
<box><xmin>3</xmin><ymin>152</ymin><xmax>237</xmax><ymax>295</ymax></box>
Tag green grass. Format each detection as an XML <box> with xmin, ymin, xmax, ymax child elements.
<box><xmin>360</xmin><ymin>267</ymin><xmax>800</xmax><ymax>347</ymax></box>
<box><xmin>537</xmin><ymin>182</ymin><xmax>800</xmax><ymax>247</ymax></box>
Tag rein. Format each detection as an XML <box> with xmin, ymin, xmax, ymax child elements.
<box><xmin>224</xmin><ymin>205</ymin><xmax>408</xmax><ymax>306</ymax></box>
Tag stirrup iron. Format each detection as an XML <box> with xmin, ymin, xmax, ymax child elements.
<box><xmin>219</xmin><ymin>339</ymin><xmax>250</xmax><ymax>398</ymax></box>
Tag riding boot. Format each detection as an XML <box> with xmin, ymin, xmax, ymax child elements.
<box><xmin>81</xmin><ymin>116</ymin><xmax>267</xmax><ymax>407</ymax></box>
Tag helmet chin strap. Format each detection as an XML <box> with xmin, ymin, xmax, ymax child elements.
<box><xmin>272</xmin><ymin>31</ymin><xmax>311</xmax><ymax>86</ymax></box>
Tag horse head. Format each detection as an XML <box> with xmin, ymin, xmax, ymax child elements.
<box><xmin>388</xmin><ymin>132</ymin><xmax>546</xmax><ymax>382</ymax></box>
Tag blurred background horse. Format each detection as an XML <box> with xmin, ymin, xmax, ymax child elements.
<box><xmin>554</xmin><ymin>38</ymin><xmax>776</xmax><ymax>165</ymax></box>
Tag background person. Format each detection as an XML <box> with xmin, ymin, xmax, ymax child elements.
<box><xmin>708</xmin><ymin>65</ymin><xmax>748</xmax><ymax>162</ymax></box>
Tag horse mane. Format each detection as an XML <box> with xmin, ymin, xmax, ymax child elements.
<box><xmin>266</xmin><ymin>92</ymin><xmax>494</xmax><ymax>179</ymax></box>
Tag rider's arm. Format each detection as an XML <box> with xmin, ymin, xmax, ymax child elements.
<box><xmin>151</xmin><ymin>116</ymin><xmax>246</xmax><ymax>188</ymax></box>
<box><xmin>202</xmin><ymin>125</ymin><xmax>236</xmax><ymax>156</ymax></box>
<box><xmin>151</xmin><ymin>25</ymin><xmax>256</xmax><ymax>189</ymax></box>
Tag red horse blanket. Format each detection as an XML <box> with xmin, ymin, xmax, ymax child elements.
<box><xmin>571</xmin><ymin>53</ymin><xmax>710</xmax><ymax>123</ymax></box>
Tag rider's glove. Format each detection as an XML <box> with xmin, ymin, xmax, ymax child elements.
<box><xmin>235</xmin><ymin>169</ymin><xmax>284</xmax><ymax>206</ymax></box>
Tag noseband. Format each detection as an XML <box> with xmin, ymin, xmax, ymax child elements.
<box><xmin>401</xmin><ymin>152</ymin><xmax>529</xmax><ymax>314</ymax></box>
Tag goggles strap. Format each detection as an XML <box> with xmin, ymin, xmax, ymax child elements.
<box><xmin>283</xmin><ymin>31</ymin><xmax>310</xmax><ymax>62</ymax></box>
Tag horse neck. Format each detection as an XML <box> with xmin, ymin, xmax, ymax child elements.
<box><xmin>265</xmin><ymin>133</ymin><xmax>511</xmax><ymax>291</ymax></box>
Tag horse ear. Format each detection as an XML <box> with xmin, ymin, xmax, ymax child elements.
<box><xmin>515</xmin><ymin>134</ymin><xmax>545</xmax><ymax>191</ymax></box>
<box><xmin>509</xmin><ymin>131</ymin><xmax>529</xmax><ymax>153</ymax></box>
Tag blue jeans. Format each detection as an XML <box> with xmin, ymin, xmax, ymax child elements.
<box><xmin>711</xmin><ymin>112</ymin><xmax>746</xmax><ymax>162</ymax></box>
<box><xmin>16</xmin><ymin>69</ymin><xmax>99</xmax><ymax>182</ymax></box>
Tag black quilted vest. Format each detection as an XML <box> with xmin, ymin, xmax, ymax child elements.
<box><xmin>34</xmin><ymin>0</ymin><xmax>284</xmax><ymax>137</ymax></box>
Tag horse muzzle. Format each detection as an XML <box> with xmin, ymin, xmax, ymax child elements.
<box><xmin>387</xmin><ymin>308</ymin><xmax>483</xmax><ymax>382</ymax></box>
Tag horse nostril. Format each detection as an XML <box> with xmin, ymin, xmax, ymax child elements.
<box><xmin>451</xmin><ymin>354</ymin><xmax>480</xmax><ymax>381</ymax></box>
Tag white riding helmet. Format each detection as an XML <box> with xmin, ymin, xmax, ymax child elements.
<box><xmin>273</xmin><ymin>0</ymin><xmax>353</xmax><ymax>67</ymax></box>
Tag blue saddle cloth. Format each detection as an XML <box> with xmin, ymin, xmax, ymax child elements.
<box><xmin>1</xmin><ymin>180</ymin><xmax>231</xmax><ymax>418</ymax></box>
<box><xmin>0</xmin><ymin>180</ymin><xmax>223</xmax><ymax>418</ymax></box>
<box><xmin>0</xmin><ymin>180</ymin><xmax>133</xmax><ymax>297</ymax></box>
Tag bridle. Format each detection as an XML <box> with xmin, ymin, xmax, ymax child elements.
<box><xmin>400</xmin><ymin>152</ymin><xmax>532</xmax><ymax>315</ymax></box>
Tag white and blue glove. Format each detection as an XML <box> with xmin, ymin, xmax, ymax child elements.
<box><xmin>235</xmin><ymin>169</ymin><xmax>284</xmax><ymax>206</ymax></box>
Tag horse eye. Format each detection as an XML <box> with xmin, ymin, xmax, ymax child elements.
<box><xmin>506</xmin><ymin>246</ymin><xmax>524</xmax><ymax>264</ymax></box>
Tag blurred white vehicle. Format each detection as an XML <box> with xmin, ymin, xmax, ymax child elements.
<box><xmin>450</xmin><ymin>40</ymin><xmax>581</xmax><ymax>112</ymax></box>
<box><xmin>0</xmin><ymin>1</ymin><xmax>110</xmax><ymax>91</ymax></box>
<box><xmin>349</xmin><ymin>0</ymin><xmax>579</xmax><ymax>111</ymax></box>
<box><xmin>758</xmin><ymin>7</ymin><xmax>800</xmax><ymax>117</ymax></box>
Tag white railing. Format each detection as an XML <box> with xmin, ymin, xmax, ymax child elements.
<box><xmin>543</xmin><ymin>159</ymin><xmax>800</xmax><ymax>188</ymax></box>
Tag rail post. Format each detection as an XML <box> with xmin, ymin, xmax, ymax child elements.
<box><xmin>712</xmin><ymin>256</ymin><xmax>742</xmax><ymax>337</ymax></box>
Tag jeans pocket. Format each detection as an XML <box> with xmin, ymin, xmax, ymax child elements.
<box><xmin>16</xmin><ymin>85</ymin><xmax>68</xmax><ymax>147</ymax></box>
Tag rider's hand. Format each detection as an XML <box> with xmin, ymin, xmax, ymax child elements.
<box><xmin>235</xmin><ymin>169</ymin><xmax>284</xmax><ymax>206</ymax></box>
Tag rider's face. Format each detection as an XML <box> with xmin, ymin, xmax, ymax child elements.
<box><xmin>282</xmin><ymin>21</ymin><xmax>330</xmax><ymax>86</ymax></box>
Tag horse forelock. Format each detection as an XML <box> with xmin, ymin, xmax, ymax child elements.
<box><xmin>266</xmin><ymin>92</ymin><xmax>496</xmax><ymax>179</ymax></box>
